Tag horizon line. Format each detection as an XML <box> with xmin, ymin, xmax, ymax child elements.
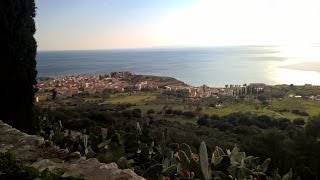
<box><xmin>37</xmin><ymin>44</ymin><xmax>311</xmax><ymax>52</ymax></box>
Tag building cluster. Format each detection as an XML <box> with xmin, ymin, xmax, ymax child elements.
<box><xmin>36</xmin><ymin>72</ymin><xmax>237</xmax><ymax>102</ymax></box>
<box><xmin>36</xmin><ymin>72</ymin><xmax>159</xmax><ymax>101</ymax></box>
<box><xmin>165</xmin><ymin>85</ymin><xmax>233</xmax><ymax>98</ymax></box>
<box><xmin>289</xmin><ymin>94</ymin><xmax>320</xmax><ymax>100</ymax></box>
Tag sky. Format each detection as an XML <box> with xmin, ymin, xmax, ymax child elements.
<box><xmin>35</xmin><ymin>0</ymin><xmax>320</xmax><ymax>51</ymax></box>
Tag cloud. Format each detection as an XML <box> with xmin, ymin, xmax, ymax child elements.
<box><xmin>159</xmin><ymin>0</ymin><xmax>320</xmax><ymax>46</ymax></box>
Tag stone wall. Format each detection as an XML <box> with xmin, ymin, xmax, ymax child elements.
<box><xmin>0</xmin><ymin>120</ymin><xmax>144</xmax><ymax>180</ymax></box>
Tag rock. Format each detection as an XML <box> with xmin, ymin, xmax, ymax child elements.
<box><xmin>0</xmin><ymin>120</ymin><xmax>144</xmax><ymax>180</ymax></box>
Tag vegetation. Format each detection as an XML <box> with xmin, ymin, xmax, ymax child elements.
<box><xmin>2</xmin><ymin>0</ymin><xmax>320</xmax><ymax>179</ymax></box>
<box><xmin>33</xmin><ymin>85</ymin><xmax>320</xmax><ymax>179</ymax></box>
<box><xmin>0</xmin><ymin>152</ymin><xmax>83</xmax><ymax>180</ymax></box>
<box><xmin>0</xmin><ymin>0</ymin><xmax>37</xmax><ymax>133</ymax></box>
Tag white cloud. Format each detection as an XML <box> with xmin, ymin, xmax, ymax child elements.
<box><xmin>159</xmin><ymin>0</ymin><xmax>320</xmax><ymax>46</ymax></box>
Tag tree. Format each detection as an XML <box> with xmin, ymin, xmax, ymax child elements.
<box><xmin>197</xmin><ymin>116</ymin><xmax>209</xmax><ymax>127</ymax></box>
<box><xmin>257</xmin><ymin>94</ymin><xmax>268</xmax><ymax>102</ymax></box>
<box><xmin>306</xmin><ymin>115</ymin><xmax>320</xmax><ymax>138</ymax></box>
<box><xmin>52</xmin><ymin>89</ymin><xmax>57</xmax><ymax>100</ymax></box>
<box><xmin>292</xmin><ymin>118</ymin><xmax>305</xmax><ymax>126</ymax></box>
<box><xmin>0</xmin><ymin>0</ymin><xmax>37</xmax><ymax>133</ymax></box>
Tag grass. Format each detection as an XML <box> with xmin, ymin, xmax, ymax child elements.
<box><xmin>105</xmin><ymin>92</ymin><xmax>158</xmax><ymax>104</ymax></box>
<box><xmin>119</xmin><ymin>94</ymin><xmax>320</xmax><ymax>121</ymax></box>
<box><xmin>271</xmin><ymin>98</ymin><xmax>320</xmax><ymax>118</ymax></box>
<box><xmin>200</xmin><ymin>98</ymin><xmax>320</xmax><ymax>120</ymax></box>
<box><xmin>41</xmin><ymin>91</ymin><xmax>320</xmax><ymax>123</ymax></box>
<box><xmin>201</xmin><ymin>103</ymin><xmax>311</xmax><ymax>120</ymax></box>
<box><xmin>201</xmin><ymin>104</ymin><xmax>284</xmax><ymax>118</ymax></box>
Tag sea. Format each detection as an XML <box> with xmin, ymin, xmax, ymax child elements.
<box><xmin>37</xmin><ymin>46</ymin><xmax>320</xmax><ymax>87</ymax></box>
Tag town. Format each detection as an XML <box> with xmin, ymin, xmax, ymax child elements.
<box><xmin>36</xmin><ymin>72</ymin><xmax>320</xmax><ymax>102</ymax></box>
<box><xmin>35</xmin><ymin>72</ymin><xmax>237</xmax><ymax>101</ymax></box>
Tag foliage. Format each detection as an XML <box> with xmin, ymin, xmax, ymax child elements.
<box><xmin>0</xmin><ymin>152</ymin><xmax>83</xmax><ymax>180</ymax></box>
<box><xmin>0</xmin><ymin>0</ymin><xmax>37</xmax><ymax>133</ymax></box>
<box><xmin>36</xmin><ymin>92</ymin><xmax>320</xmax><ymax>179</ymax></box>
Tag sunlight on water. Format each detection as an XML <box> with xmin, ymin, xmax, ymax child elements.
<box><xmin>268</xmin><ymin>45</ymin><xmax>320</xmax><ymax>85</ymax></box>
<box><xmin>271</xmin><ymin>68</ymin><xmax>320</xmax><ymax>85</ymax></box>
<box><xmin>274</xmin><ymin>45</ymin><xmax>320</xmax><ymax>63</ymax></box>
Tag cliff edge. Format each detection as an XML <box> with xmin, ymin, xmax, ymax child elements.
<box><xmin>0</xmin><ymin>120</ymin><xmax>144</xmax><ymax>180</ymax></box>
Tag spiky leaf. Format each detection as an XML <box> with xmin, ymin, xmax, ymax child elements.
<box><xmin>230</xmin><ymin>147</ymin><xmax>246</xmax><ymax>164</ymax></box>
<box><xmin>303</xmin><ymin>167</ymin><xmax>317</xmax><ymax>180</ymax></box>
<box><xmin>282</xmin><ymin>168</ymin><xmax>292</xmax><ymax>180</ymax></box>
<box><xmin>179</xmin><ymin>150</ymin><xmax>190</xmax><ymax>170</ymax></box>
<box><xmin>163</xmin><ymin>158</ymin><xmax>170</xmax><ymax>169</ymax></box>
<box><xmin>199</xmin><ymin>141</ymin><xmax>210</xmax><ymax>180</ymax></box>
<box><xmin>179</xmin><ymin>143</ymin><xmax>192</xmax><ymax>158</ymax></box>
<box><xmin>215</xmin><ymin>155</ymin><xmax>231</xmax><ymax>169</ymax></box>
<box><xmin>213</xmin><ymin>146</ymin><xmax>225</xmax><ymax>163</ymax></box>
<box><xmin>259</xmin><ymin>158</ymin><xmax>271</xmax><ymax>173</ymax></box>
<box><xmin>238</xmin><ymin>166</ymin><xmax>252</xmax><ymax>179</ymax></box>
<box><xmin>227</xmin><ymin>164</ymin><xmax>238</xmax><ymax>178</ymax></box>
<box><xmin>98</xmin><ymin>139</ymin><xmax>111</xmax><ymax>149</ymax></box>
<box><xmin>271</xmin><ymin>168</ymin><xmax>281</xmax><ymax>180</ymax></box>
<box><xmin>142</xmin><ymin>164</ymin><xmax>163</xmax><ymax>179</ymax></box>
<box><xmin>190</xmin><ymin>158</ymin><xmax>205</xmax><ymax>180</ymax></box>
<box><xmin>162</xmin><ymin>165</ymin><xmax>177</xmax><ymax>177</ymax></box>
<box><xmin>167</xmin><ymin>143</ymin><xmax>179</xmax><ymax>152</ymax></box>
<box><xmin>244</xmin><ymin>156</ymin><xmax>260</xmax><ymax>169</ymax></box>
<box><xmin>117</xmin><ymin>157</ymin><xmax>128</xmax><ymax>169</ymax></box>
<box><xmin>120</xmin><ymin>133</ymin><xmax>137</xmax><ymax>145</ymax></box>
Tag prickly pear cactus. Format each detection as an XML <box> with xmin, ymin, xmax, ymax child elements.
<box><xmin>179</xmin><ymin>143</ymin><xmax>192</xmax><ymax>158</ymax></box>
<box><xmin>199</xmin><ymin>141</ymin><xmax>210</xmax><ymax>180</ymax></box>
<box><xmin>142</xmin><ymin>164</ymin><xmax>163</xmax><ymax>180</ymax></box>
<box><xmin>178</xmin><ymin>150</ymin><xmax>191</xmax><ymax>171</ymax></box>
<box><xmin>162</xmin><ymin>164</ymin><xmax>177</xmax><ymax>177</ymax></box>
<box><xmin>256</xmin><ymin>158</ymin><xmax>271</xmax><ymax>173</ymax></box>
<box><xmin>117</xmin><ymin>157</ymin><xmax>129</xmax><ymax>169</ymax></box>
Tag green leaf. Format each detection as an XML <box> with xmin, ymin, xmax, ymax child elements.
<box><xmin>238</xmin><ymin>166</ymin><xmax>252</xmax><ymax>179</ymax></box>
<box><xmin>167</xmin><ymin>143</ymin><xmax>179</xmax><ymax>152</ymax></box>
<box><xmin>178</xmin><ymin>150</ymin><xmax>190</xmax><ymax>170</ymax></box>
<box><xmin>179</xmin><ymin>143</ymin><xmax>192</xmax><ymax>158</ymax></box>
<box><xmin>212</xmin><ymin>171</ymin><xmax>233</xmax><ymax>180</ymax></box>
<box><xmin>227</xmin><ymin>164</ymin><xmax>238</xmax><ymax>178</ymax></box>
<box><xmin>271</xmin><ymin>168</ymin><xmax>282</xmax><ymax>180</ymax></box>
<box><xmin>98</xmin><ymin>139</ymin><xmax>111</xmax><ymax>149</ymax></box>
<box><xmin>199</xmin><ymin>141</ymin><xmax>210</xmax><ymax>180</ymax></box>
<box><xmin>162</xmin><ymin>158</ymin><xmax>170</xmax><ymax>169</ymax></box>
<box><xmin>190</xmin><ymin>157</ymin><xmax>205</xmax><ymax>180</ymax></box>
<box><xmin>24</xmin><ymin>166</ymin><xmax>40</xmax><ymax>178</ymax></box>
<box><xmin>230</xmin><ymin>147</ymin><xmax>246</xmax><ymax>164</ymax></box>
<box><xmin>117</xmin><ymin>157</ymin><xmax>128</xmax><ymax>169</ymax></box>
<box><xmin>260</xmin><ymin>158</ymin><xmax>271</xmax><ymax>173</ymax></box>
<box><xmin>162</xmin><ymin>165</ymin><xmax>177</xmax><ymax>177</ymax></box>
<box><xmin>215</xmin><ymin>155</ymin><xmax>231</xmax><ymax>169</ymax></box>
<box><xmin>120</xmin><ymin>133</ymin><xmax>137</xmax><ymax>145</ymax></box>
<box><xmin>214</xmin><ymin>146</ymin><xmax>225</xmax><ymax>158</ymax></box>
<box><xmin>282</xmin><ymin>168</ymin><xmax>292</xmax><ymax>180</ymax></box>
<box><xmin>244</xmin><ymin>156</ymin><xmax>260</xmax><ymax>169</ymax></box>
<box><xmin>142</xmin><ymin>164</ymin><xmax>163</xmax><ymax>180</ymax></box>
<box><xmin>303</xmin><ymin>166</ymin><xmax>317</xmax><ymax>180</ymax></box>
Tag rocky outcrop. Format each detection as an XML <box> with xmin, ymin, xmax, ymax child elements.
<box><xmin>0</xmin><ymin>120</ymin><xmax>144</xmax><ymax>180</ymax></box>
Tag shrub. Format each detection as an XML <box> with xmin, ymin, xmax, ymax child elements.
<box><xmin>293</xmin><ymin>118</ymin><xmax>305</xmax><ymax>126</ymax></box>
<box><xmin>291</xmin><ymin>110</ymin><xmax>309</xmax><ymax>116</ymax></box>
<box><xmin>183</xmin><ymin>111</ymin><xmax>197</xmax><ymax>119</ymax></box>
<box><xmin>147</xmin><ymin>109</ymin><xmax>155</xmax><ymax>114</ymax></box>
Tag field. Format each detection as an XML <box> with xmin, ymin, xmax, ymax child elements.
<box><xmin>104</xmin><ymin>92</ymin><xmax>158</xmax><ymax>104</ymax></box>
<box><xmin>40</xmin><ymin>91</ymin><xmax>320</xmax><ymax>124</ymax></box>
<box><xmin>100</xmin><ymin>92</ymin><xmax>320</xmax><ymax>122</ymax></box>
